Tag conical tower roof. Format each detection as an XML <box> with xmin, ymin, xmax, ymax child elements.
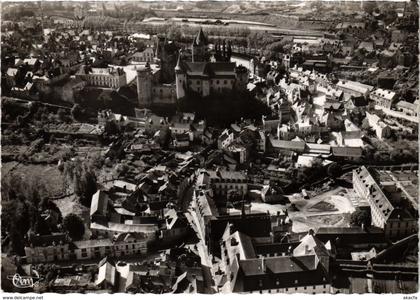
<box><xmin>193</xmin><ymin>28</ymin><xmax>208</xmax><ymax>46</ymax></box>
<box><xmin>175</xmin><ymin>51</ymin><xmax>183</xmax><ymax>73</ymax></box>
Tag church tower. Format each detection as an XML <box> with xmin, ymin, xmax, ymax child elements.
<box><xmin>136</xmin><ymin>64</ymin><xmax>152</xmax><ymax>107</ymax></box>
<box><xmin>192</xmin><ymin>28</ymin><xmax>209</xmax><ymax>62</ymax></box>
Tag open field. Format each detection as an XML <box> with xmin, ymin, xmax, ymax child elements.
<box><xmin>2</xmin><ymin>162</ymin><xmax>65</xmax><ymax>197</ymax></box>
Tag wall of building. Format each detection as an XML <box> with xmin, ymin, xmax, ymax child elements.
<box><xmin>25</xmin><ymin>244</ymin><xmax>69</xmax><ymax>264</ymax></box>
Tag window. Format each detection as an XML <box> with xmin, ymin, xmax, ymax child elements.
<box><xmin>217</xmin><ymin>80</ymin><xmax>220</xmax><ymax>84</ymax></box>
<box><xmin>224</xmin><ymin>80</ymin><xmax>227</xmax><ymax>84</ymax></box>
<box><xmin>81</xmin><ymin>252</ymin><xmax>87</xmax><ymax>258</ymax></box>
<box><xmin>196</xmin><ymin>81</ymin><xmax>200</xmax><ymax>85</ymax></box>
<box><xmin>313</xmin><ymin>286</ymin><xmax>316</xmax><ymax>289</ymax></box>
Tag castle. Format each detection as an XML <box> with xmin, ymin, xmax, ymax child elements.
<box><xmin>136</xmin><ymin>28</ymin><xmax>249</xmax><ymax>107</ymax></box>
<box><xmin>136</xmin><ymin>63</ymin><xmax>176</xmax><ymax>108</ymax></box>
<box><xmin>175</xmin><ymin>28</ymin><xmax>249</xmax><ymax>100</ymax></box>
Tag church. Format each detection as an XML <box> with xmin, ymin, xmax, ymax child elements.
<box><xmin>175</xmin><ymin>28</ymin><xmax>249</xmax><ymax>100</ymax></box>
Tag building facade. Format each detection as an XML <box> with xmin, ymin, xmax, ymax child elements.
<box><xmin>76</xmin><ymin>67</ymin><xmax>127</xmax><ymax>89</ymax></box>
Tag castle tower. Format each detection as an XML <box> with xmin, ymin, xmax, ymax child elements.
<box><xmin>234</xmin><ymin>65</ymin><xmax>249</xmax><ymax>91</ymax></box>
<box><xmin>136</xmin><ymin>64</ymin><xmax>152</xmax><ymax>107</ymax></box>
<box><xmin>175</xmin><ymin>53</ymin><xmax>186</xmax><ymax>99</ymax></box>
<box><xmin>192</xmin><ymin>28</ymin><xmax>209</xmax><ymax>62</ymax></box>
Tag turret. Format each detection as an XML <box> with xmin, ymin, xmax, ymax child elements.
<box><xmin>227</xmin><ymin>41</ymin><xmax>232</xmax><ymax>62</ymax></box>
<box><xmin>234</xmin><ymin>64</ymin><xmax>248</xmax><ymax>91</ymax></box>
<box><xmin>175</xmin><ymin>52</ymin><xmax>186</xmax><ymax>99</ymax></box>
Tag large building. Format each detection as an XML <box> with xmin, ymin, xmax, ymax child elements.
<box><xmin>353</xmin><ymin>166</ymin><xmax>417</xmax><ymax>239</ymax></box>
<box><xmin>175</xmin><ymin>29</ymin><xmax>249</xmax><ymax>100</ymax></box>
<box><xmin>196</xmin><ymin>169</ymin><xmax>248</xmax><ymax>197</ymax></box>
<box><xmin>76</xmin><ymin>66</ymin><xmax>127</xmax><ymax>89</ymax></box>
<box><xmin>219</xmin><ymin>227</ymin><xmax>332</xmax><ymax>294</ymax></box>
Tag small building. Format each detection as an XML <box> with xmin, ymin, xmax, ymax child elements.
<box><xmin>396</xmin><ymin>100</ymin><xmax>419</xmax><ymax>117</ymax></box>
<box><xmin>370</xmin><ymin>88</ymin><xmax>397</xmax><ymax>109</ymax></box>
<box><xmin>336</xmin><ymin>80</ymin><xmax>374</xmax><ymax>98</ymax></box>
<box><xmin>96</xmin><ymin>258</ymin><xmax>117</xmax><ymax>290</ymax></box>
<box><xmin>331</xmin><ymin>146</ymin><xmax>362</xmax><ymax>160</ymax></box>
<box><xmin>365</xmin><ymin>112</ymin><xmax>392</xmax><ymax>140</ymax></box>
<box><xmin>130</xmin><ymin>47</ymin><xmax>155</xmax><ymax>63</ymax></box>
<box><xmin>24</xmin><ymin>233</ymin><xmax>69</xmax><ymax>264</ymax></box>
<box><xmin>90</xmin><ymin>190</ymin><xmax>110</xmax><ymax>224</ymax></box>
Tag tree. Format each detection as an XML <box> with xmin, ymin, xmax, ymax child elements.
<box><xmin>63</xmin><ymin>213</ymin><xmax>85</xmax><ymax>241</ymax></box>
<box><xmin>74</xmin><ymin>163</ymin><xmax>97</xmax><ymax>207</ymax></box>
<box><xmin>350</xmin><ymin>208</ymin><xmax>371</xmax><ymax>227</ymax></box>
<box><xmin>363</xmin><ymin>1</ymin><xmax>377</xmax><ymax>15</ymax></box>
<box><xmin>57</xmin><ymin>108</ymin><xmax>67</xmax><ymax>122</ymax></box>
<box><xmin>327</xmin><ymin>162</ymin><xmax>342</xmax><ymax>179</ymax></box>
<box><xmin>71</xmin><ymin>104</ymin><xmax>82</xmax><ymax>121</ymax></box>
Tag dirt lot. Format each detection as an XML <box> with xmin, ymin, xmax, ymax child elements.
<box><xmin>288</xmin><ymin>186</ymin><xmax>356</xmax><ymax>233</ymax></box>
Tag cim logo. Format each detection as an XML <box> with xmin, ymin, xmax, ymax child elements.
<box><xmin>8</xmin><ymin>270</ymin><xmax>43</xmax><ymax>289</ymax></box>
